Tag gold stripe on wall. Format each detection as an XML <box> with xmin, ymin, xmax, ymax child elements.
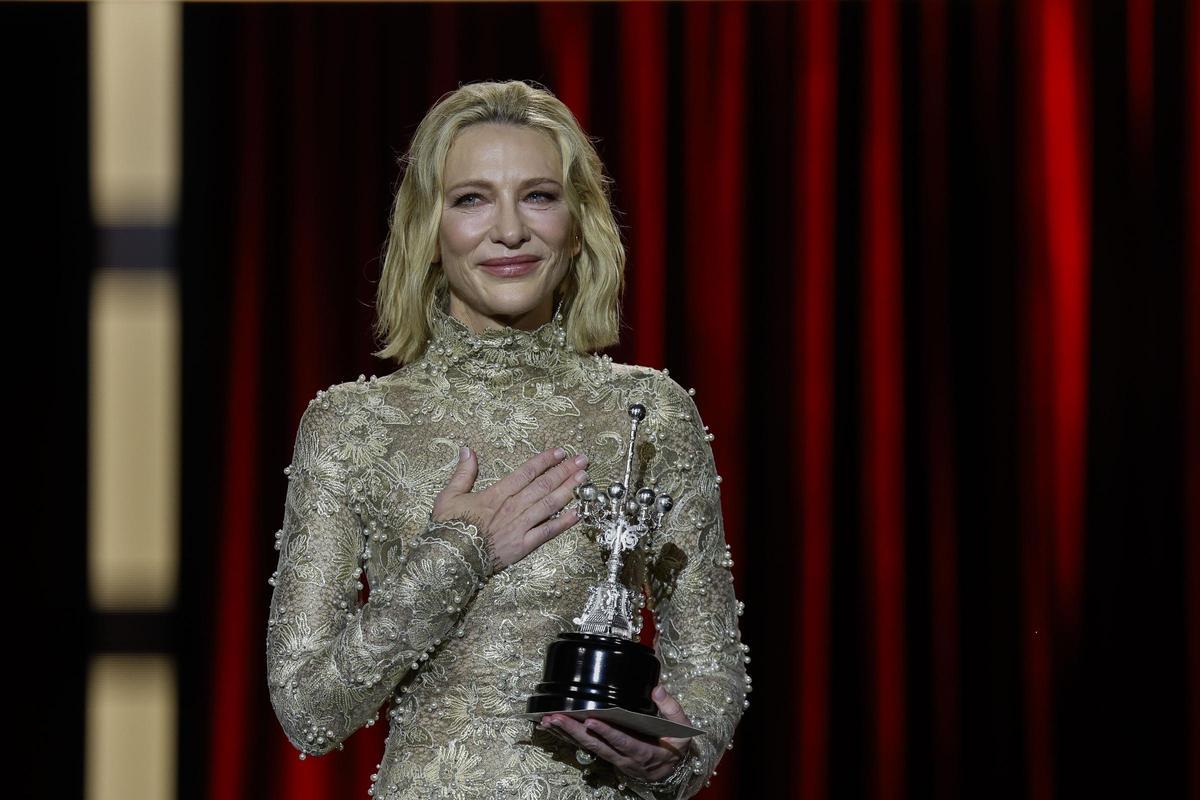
<box><xmin>90</xmin><ymin>0</ymin><xmax>180</xmax><ymax>226</ymax></box>
<box><xmin>88</xmin><ymin>268</ymin><xmax>180</xmax><ymax>610</ymax></box>
<box><xmin>86</xmin><ymin>655</ymin><xmax>177</xmax><ymax>800</ymax></box>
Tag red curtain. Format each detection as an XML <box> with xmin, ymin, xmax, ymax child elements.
<box><xmin>178</xmin><ymin>2</ymin><xmax>1199</xmax><ymax>799</ymax></box>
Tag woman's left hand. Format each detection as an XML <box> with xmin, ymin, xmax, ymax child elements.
<box><xmin>539</xmin><ymin>685</ymin><xmax>693</xmax><ymax>783</ymax></box>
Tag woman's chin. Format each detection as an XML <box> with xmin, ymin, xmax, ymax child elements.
<box><xmin>454</xmin><ymin>292</ymin><xmax>550</xmax><ymax>328</ymax></box>
<box><xmin>448</xmin><ymin>269</ymin><xmax>565</xmax><ymax>327</ymax></box>
<box><xmin>475</xmin><ymin>284</ymin><xmax>554</xmax><ymax>313</ymax></box>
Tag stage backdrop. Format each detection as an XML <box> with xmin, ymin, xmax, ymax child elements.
<box><xmin>178</xmin><ymin>2</ymin><xmax>1198</xmax><ymax>800</ymax></box>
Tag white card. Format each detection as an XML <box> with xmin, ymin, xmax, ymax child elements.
<box><xmin>519</xmin><ymin>706</ymin><xmax>705</xmax><ymax>739</ymax></box>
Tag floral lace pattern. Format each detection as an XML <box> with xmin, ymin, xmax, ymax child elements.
<box><xmin>265</xmin><ymin>294</ymin><xmax>750</xmax><ymax>799</ymax></box>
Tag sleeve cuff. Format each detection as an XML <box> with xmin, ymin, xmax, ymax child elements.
<box><xmin>422</xmin><ymin>514</ymin><xmax>498</xmax><ymax>579</ymax></box>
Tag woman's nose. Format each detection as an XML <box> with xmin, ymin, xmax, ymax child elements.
<box><xmin>490</xmin><ymin>198</ymin><xmax>529</xmax><ymax>247</ymax></box>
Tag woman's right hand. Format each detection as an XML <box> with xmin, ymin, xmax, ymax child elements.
<box><xmin>431</xmin><ymin>446</ymin><xmax>589</xmax><ymax>571</ymax></box>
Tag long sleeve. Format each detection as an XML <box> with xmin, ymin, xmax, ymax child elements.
<box><xmin>264</xmin><ymin>385</ymin><xmax>495</xmax><ymax>757</ymax></box>
<box><xmin>621</xmin><ymin>374</ymin><xmax>751</xmax><ymax>800</ymax></box>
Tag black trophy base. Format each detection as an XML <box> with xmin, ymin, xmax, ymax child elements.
<box><xmin>526</xmin><ymin>632</ymin><xmax>661</xmax><ymax>717</ymax></box>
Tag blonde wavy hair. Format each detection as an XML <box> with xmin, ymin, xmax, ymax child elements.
<box><xmin>372</xmin><ymin>80</ymin><xmax>626</xmax><ymax>365</ymax></box>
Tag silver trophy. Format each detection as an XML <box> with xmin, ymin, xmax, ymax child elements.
<box><xmin>572</xmin><ymin>403</ymin><xmax>673</xmax><ymax>638</ymax></box>
<box><xmin>524</xmin><ymin>403</ymin><xmax>704</xmax><ymax>739</ymax></box>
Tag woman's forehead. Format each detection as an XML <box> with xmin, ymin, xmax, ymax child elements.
<box><xmin>443</xmin><ymin>123</ymin><xmax>562</xmax><ymax>184</ymax></box>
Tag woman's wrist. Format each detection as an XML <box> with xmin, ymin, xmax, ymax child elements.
<box><xmin>617</xmin><ymin>739</ymin><xmax>696</xmax><ymax>793</ymax></box>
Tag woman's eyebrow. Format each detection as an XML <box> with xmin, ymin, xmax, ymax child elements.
<box><xmin>445</xmin><ymin>177</ymin><xmax>563</xmax><ymax>193</ymax></box>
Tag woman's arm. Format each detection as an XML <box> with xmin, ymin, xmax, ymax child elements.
<box><xmin>622</xmin><ymin>373</ymin><xmax>752</xmax><ymax>799</ymax></box>
<box><xmin>264</xmin><ymin>384</ymin><xmax>493</xmax><ymax>757</ymax></box>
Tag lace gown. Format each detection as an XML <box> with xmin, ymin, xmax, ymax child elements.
<box><xmin>265</xmin><ymin>298</ymin><xmax>751</xmax><ymax>799</ymax></box>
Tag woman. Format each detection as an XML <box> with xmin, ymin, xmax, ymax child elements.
<box><xmin>265</xmin><ymin>80</ymin><xmax>750</xmax><ymax>800</ymax></box>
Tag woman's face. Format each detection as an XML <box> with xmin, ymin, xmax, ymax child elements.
<box><xmin>436</xmin><ymin>122</ymin><xmax>579</xmax><ymax>332</ymax></box>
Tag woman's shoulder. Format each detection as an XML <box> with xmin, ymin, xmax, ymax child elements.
<box><xmin>603</xmin><ymin>360</ymin><xmax>715</xmax><ymax>489</ymax></box>
<box><xmin>603</xmin><ymin>359</ymin><xmax>706</xmax><ymax>432</ymax></box>
<box><xmin>606</xmin><ymin>359</ymin><xmax>695</xmax><ymax>402</ymax></box>
<box><xmin>307</xmin><ymin>373</ymin><xmax>386</xmax><ymax>402</ymax></box>
<box><xmin>299</xmin><ymin>371</ymin><xmax>412</xmax><ymax>420</ymax></box>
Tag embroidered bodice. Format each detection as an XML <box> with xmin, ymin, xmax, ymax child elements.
<box><xmin>265</xmin><ymin>297</ymin><xmax>751</xmax><ymax>799</ymax></box>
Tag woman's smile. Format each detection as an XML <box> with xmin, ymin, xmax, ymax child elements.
<box><xmin>479</xmin><ymin>255</ymin><xmax>543</xmax><ymax>277</ymax></box>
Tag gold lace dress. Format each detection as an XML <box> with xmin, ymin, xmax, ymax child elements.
<box><xmin>265</xmin><ymin>297</ymin><xmax>751</xmax><ymax>799</ymax></box>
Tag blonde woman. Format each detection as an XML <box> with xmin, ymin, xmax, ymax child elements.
<box><xmin>265</xmin><ymin>80</ymin><xmax>750</xmax><ymax>800</ymax></box>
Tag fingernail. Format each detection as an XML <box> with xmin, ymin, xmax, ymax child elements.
<box><xmin>575</xmin><ymin>470</ymin><xmax>588</xmax><ymax>483</ymax></box>
<box><xmin>574</xmin><ymin>453</ymin><xmax>589</xmax><ymax>467</ymax></box>
<box><xmin>553</xmin><ymin>447</ymin><xmax>566</xmax><ymax>459</ymax></box>
<box><xmin>459</xmin><ymin>446</ymin><xmax>469</xmax><ymax>461</ymax></box>
<box><xmin>653</xmin><ymin>686</ymin><xmax>666</xmax><ymax>700</ymax></box>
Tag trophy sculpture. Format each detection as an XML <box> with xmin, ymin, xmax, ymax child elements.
<box><xmin>523</xmin><ymin>403</ymin><xmax>704</xmax><ymax>739</ymax></box>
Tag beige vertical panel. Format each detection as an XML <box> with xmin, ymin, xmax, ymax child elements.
<box><xmin>89</xmin><ymin>269</ymin><xmax>179</xmax><ymax>609</ymax></box>
<box><xmin>87</xmin><ymin>655</ymin><xmax>176</xmax><ymax>800</ymax></box>
<box><xmin>90</xmin><ymin>0</ymin><xmax>180</xmax><ymax>225</ymax></box>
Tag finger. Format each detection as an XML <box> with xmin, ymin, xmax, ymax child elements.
<box><xmin>652</xmin><ymin>685</ymin><xmax>692</xmax><ymax>726</ymax></box>
<box><xmin>516</xmin><ymin>465</ymin><xmax>589</xmax><ymax>531</ymax></box>
<box><xmin>580</xmin><ymin>719</ymin><xmax>658</xmax><ymax>760</ymax></box>
<box><xmin>522</xmin><ymin>506</ymin><xmax>580</xmax><ymax>551</ymax></box>
<box><xmin>442</xmin><ymin>446</ymin><xmax>478</xmax><ymax>497</ymax></box>
<box><xmin>509</xmin><ymin>451</ymin><xmax>588</xmax><ymax>517</ymax></box>
<box><xmin>550</xmin><ymin>715</ymin><xmax>626</xmax><ymax>766</ymax></box>
<box><xmin>490</xmin><ymin>447</ymin><xmax>567</xmax><ymax>501</ymax></box>
<box><xmin>540</xmin><ymin>715</ymin><xmax>590</xmax><ymax>748</ymax></box>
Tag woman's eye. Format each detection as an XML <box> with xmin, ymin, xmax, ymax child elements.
<box><xmin>452</xmin><ymin>190</ymin><xmax>556</xmax><ymax>206</ymax></box>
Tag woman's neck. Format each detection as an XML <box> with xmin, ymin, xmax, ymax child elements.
<box><xmin>447</xmin><ymin>290</ymin><xmax>555</xmax><ymax>334</ymax></box>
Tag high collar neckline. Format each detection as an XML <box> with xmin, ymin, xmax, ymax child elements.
<box><xmin>422</xmin><ymin>290</ymin><xmax>575</xmax><ymax>373</ymax></box>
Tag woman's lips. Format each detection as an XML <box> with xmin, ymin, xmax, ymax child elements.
<box><xmin>479</xmin><ymin>256</ymin><xmax>541</xmax><ymax>277</ymax></box>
